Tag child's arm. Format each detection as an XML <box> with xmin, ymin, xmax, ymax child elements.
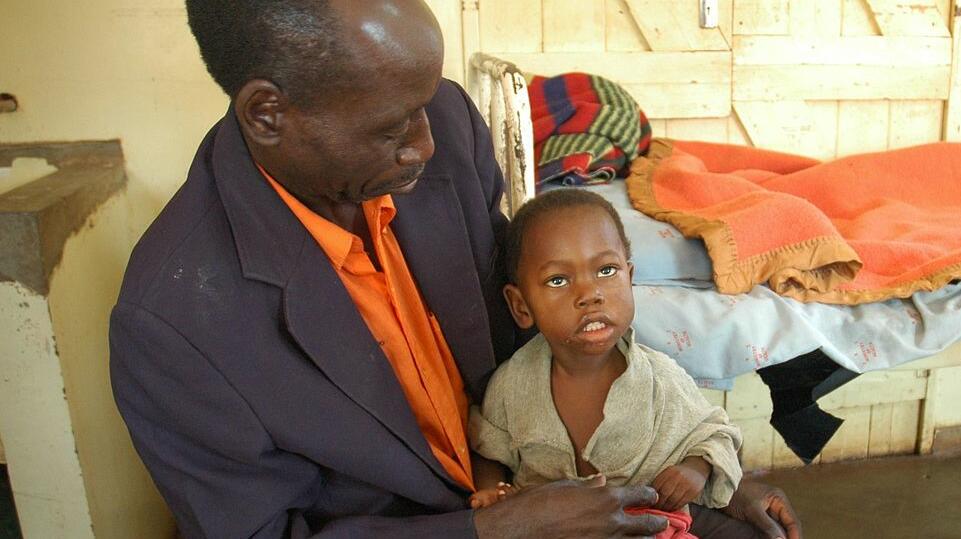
<box><xmin>651</xmin><ymin>456</ymin><xmax>712</xmax><ymax>511</ymax></box>
<box><xmin>469</xmin><ymin>452</ymin><xmax>518</xmax><ymax>509</ymax></box>
<box><xmin>646</xmin><ymin>347</ymin><xmax>743</xmax><ymax>509</ymax></box>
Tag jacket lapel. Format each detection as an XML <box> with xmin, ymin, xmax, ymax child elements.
<box><xmin>282</xmin><ymin>248</ymin><xmax>460</xmax><ymax>488</ymax></box>
<box><xmin>210</xmin><ymin>110</ymin><xmax>462</xmax><ymax>491</ymax></box>
<box><xmin>391</xmin><ymin>174</ymin><xmax>497</xmax><ymax>403</ymax></box>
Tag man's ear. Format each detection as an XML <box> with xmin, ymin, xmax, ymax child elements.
<box><xmin>234</xmin><ymin>79</ymin><xmax>287</xmax><ymax>147</ymax></box>
<box><xmin>503</xmin><ymin>284</ymin><xmax>535</xmax><ymax>329</ymax></box>
<box><xmin>628</xmin><ymin>261</ymin><xmax>635</xmax><ymax>281</ymax></box>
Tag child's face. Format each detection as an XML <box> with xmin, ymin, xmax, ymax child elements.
<box><xmin>505</xmin><ymin>204</ymin><xmax>634</xmax><ymax>363</ymax></box>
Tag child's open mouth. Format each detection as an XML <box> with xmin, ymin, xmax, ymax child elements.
<box><xmin>574</xmin><ymin>318</ymin><xmax>617</xmax><ymax>345</ymax></box>
<box><xmin>582</xmin><ymin>321</ymin><xmax>607</xmax><ymax>332</ymax></box>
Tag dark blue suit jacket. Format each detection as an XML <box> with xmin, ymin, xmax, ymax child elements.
<box><xmin>110</xmin><ymin>80</ymin><xmax>516</xmax><ymax>538</ymax></box>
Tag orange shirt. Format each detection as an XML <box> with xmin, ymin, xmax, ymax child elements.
<box><xmin>261</xmin><ymin>168</ymin><xmax>474</xmax><ymax>491</ymax></box>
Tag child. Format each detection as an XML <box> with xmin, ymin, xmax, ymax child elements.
<box><xmin>469</xmin><ymin>189</ymin><xmax>749</xmax><ymax>537</ymax></box>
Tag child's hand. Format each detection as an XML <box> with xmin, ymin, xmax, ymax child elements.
<box><xmin>651</xmin><ymin>457</ymin><xmax>710</xmax><ymax>512</ymax></box>
<box><xmin>469</xmin><ymin>482</ymin><xmax>519</xmax><ymax>509</ymax></box>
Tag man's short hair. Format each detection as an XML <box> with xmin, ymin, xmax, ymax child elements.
<box><xmin>185</xmin><ymin>0</ymin><xmax>350</xmax><ymax>103</ymax></box>
<box><xmin>504</xmin><ymin>188</ymin><xmax>632</xmax><ymax>284</ymax></box>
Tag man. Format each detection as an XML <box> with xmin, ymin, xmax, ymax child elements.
<box><xmin>110</xmin><ymin>1</ymin><xmax>802</xmax><ymax>537</ymax></box>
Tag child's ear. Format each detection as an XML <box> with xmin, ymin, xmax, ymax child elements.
<box><xmin>503</xmin><ymin>284</ymin><xmax>535</xmax><ymax>329</ymax></box>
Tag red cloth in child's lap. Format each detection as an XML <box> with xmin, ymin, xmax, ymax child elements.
<box><xmin>624</xmin><ymin>507</ymin><xmax>697</xmax><ymax>539</ymax></box>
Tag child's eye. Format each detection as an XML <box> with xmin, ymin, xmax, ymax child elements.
<box><xmin>545</xmin><ymin>276</ymin><xmax>568</xmax><ymax>288</ymax></box>
<box><xmin>598</xmin><ymin>265</ymin><xmax>618</xmax><ymax>278</ymax></box>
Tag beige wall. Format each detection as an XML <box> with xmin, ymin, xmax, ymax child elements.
<box><xmin>0</xmin><ymin>1</ymin><xmax>227</xmax><ymax>238</ymax></box>
<box><xmin>50</xmin><ymin>193</ymin><xmax>177</xmax><ymax>538</ymax></box>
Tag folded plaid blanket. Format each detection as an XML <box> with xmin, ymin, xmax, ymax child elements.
<box><xmin>528</xmin><ymin>73</ymin><xmax>651</xmax><ymax>188</ymax></box>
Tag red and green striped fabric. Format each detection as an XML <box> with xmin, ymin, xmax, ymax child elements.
<box><xmin>528</xmin><ymin>72</ymin><xmax>652</xmax><ymax>189</ymax></box>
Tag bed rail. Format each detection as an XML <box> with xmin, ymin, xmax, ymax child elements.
<box><xmin>467</xmin><ymin>53</ymin><xmax>536</xmax><ymax>217</ymax></box>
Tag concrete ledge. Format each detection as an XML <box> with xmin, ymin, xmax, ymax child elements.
<box><xmin>0</xmin><ymin>141</ymin><xmax>126</xmax><ymax>295</ymax></box>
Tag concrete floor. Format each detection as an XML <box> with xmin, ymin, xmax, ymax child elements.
<box><xmin>756</xmin><ymin>454</ymin><xmax>961</xmax><ymax>539</ymax></box>
<box><xmin>1</xmin><ymin>457</ymin><xmax>959</xmax><ymax>538</ymax></box>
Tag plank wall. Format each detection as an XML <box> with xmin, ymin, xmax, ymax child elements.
<box><xmin>449</xmin><ymin>0</ymin><xmax>960</xmax><ymax>158</ymax></box>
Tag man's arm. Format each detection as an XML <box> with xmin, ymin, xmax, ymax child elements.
<box><xmin>110</xmin><ymin>303</ymin><xmax>478</xmax><ymax>539</ymax></box>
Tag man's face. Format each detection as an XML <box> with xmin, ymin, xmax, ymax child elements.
<box><xmin>508</xmin><ymin>205</ymin><xmax>635</xmax><ymax>364</ymax></box>
<box><xmin>262</xmin><ymin>0</ymin><xmax>445</xmax><ymax>206</ymax></box>
<box><xmin>278</xmin><ymin>58</ymin><xmax>441</xmax><ymax>205</ymax></box>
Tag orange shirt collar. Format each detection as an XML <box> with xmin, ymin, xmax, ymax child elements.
<box><xmin>257</xmin><ymin>164</ymin><xmax>396</xmax><ymax>270</ymax></box>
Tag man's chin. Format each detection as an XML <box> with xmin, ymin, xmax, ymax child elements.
<box><xmin>370</xmin><ymin>176</ymin><xmax>420</xmax><ymax>198</ymax></box>
<box><xmin>391</xmin><ymin>177</ymin><xmax>419</xmax><ymax>195</ymax></box>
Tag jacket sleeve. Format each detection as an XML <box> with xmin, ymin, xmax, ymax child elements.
<box><xmin>455</xmin><ymin>79</ymin><xmax>529</xmax><ymax>363</ymax></box>
<box><xmin>110</xmin><ymin>303</ymin><xmax>477</xmax><ymax>539</ymax></box>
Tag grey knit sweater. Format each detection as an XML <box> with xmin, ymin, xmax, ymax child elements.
<box><xmin>469</xmin><ymin>329</ymin><xmax>742</xmax><ymax>508</ymax></box>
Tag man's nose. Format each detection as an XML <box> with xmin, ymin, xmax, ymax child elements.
<box><xmin>396</xmin><ymin>110</ymin><xmax>434</xmax><ymax>166</ymax></box>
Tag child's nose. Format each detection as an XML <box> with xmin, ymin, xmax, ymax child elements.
<box><xmin>575</xmin><ymin>286</ymin><xmax>604</xmax><ymax>308</ymax></box>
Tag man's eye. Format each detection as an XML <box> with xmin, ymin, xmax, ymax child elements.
<box><xmin>545</xmin><ymin>276</ymin><xmax>568</xmax><ymax>288</ymax></box>
<box><xmin>598</xmin><ymin>265</ymin><xmax>618</xmax><ymax>277</ymax></box>
<box><xmin>384</xmin><ymin>121</ymin><xmax>410</xmax><ymax>140</ymax></box>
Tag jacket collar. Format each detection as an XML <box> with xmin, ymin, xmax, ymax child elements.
<box><xmin>211</xmin><ymin>108</ymin><xmax>308</xmax><ymax>287</ymax></box>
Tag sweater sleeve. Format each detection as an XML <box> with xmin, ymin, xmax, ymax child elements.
<box><xmin>686</xmin><ymin>406</ymin><xmax>743</xmax><ymax>508</ymax></box>
<box><xmin>648</xmin><ymin>347</ymin><xmax>743</xmax><ymax>508</ymax></box>
<box><xmin>467</xmin><ymin>368</ymin><xmax>520</xmax><ymax>472</ymax></box>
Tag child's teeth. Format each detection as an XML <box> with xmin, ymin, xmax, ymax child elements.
<box><xmin>583</xmin><ymin>321</ymin><xmax>606</xmax><ymax>332</ymax></box>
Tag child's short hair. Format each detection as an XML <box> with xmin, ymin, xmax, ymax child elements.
<box><xmin>504</xmin><ymin>188</ymin><xmax>632</xmax><ymax>284</ymax></box>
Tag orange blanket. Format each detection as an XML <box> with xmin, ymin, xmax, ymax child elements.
<box><xmin>626</xmin><ymin>140</ymin><xmax>961</xmax><ymax>304</ymax></box>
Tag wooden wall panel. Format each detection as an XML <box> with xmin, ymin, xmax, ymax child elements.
<box><xmin>842</xmin><ymin>0</ymin><xmax>882</xmax><ymax>35</ymax></box>
<box><xmin>734</xmin><ymin>0</ymin><xmax>790</xmax><ymax>35</ymax></box>
<box><xmin>817</xmin><ymin>370</ymin><xmax>927</xmax><ymax>410</ymax></box>
<box><xmin>478</xmin><ymin>0</ymin><xmax>542</xmax><ymax>53</ymax></box>
<box><xmin>790</xmin><ymin>0</ymin><xmax>843</xmax><ymax>36</ymax></box>
<box><xmin>868</xmin><ymin>400</ymin><xmax>921</xmax><ymax>457</ymax></box>
<box><xmin>837</xmin><ymin>101</ymin><xmax>888</xmax><ymax>155</ymax></box>
<box><xmin>735</xmin><ymin>64</ymin><xmax>949</xmax><ymax>101</ymax></box>
<box><xmin>734</xmin><ymin>100</ymin><xmax>839</xmax><ymax>159</ymax></box>
<box><xmin>623</xmin><ymin>0</ymin><xmax>730</xmax><ymax>51</ymax></box>
<box><xmin>664</xmin><ymin>118</ymin><xmax>735</xmax><ymax>143</ymax></box>
<box><xmin>734</xmin><ymin>36</ymin><xmax>950</xmax><ymax>65</ymax></box>
<box><xmin>772</xmin><ymin>432</ymin><xmax>808</xmax><ymax>469</ymax></box>
<box><xmin>605</xmin><ymin>0</ymin><xmax>650</xmax><ymax>51</ymax></box>
<box><xmin>736</xmin><ymin>417</ymin><xmax>777</xmax><ymax>471</ymax></box>
<box><xmin>543</xmin><ymin>0</ymin><xmax>606</xmax><ymax>52</ymax></box>
<box><xmin>497</xmin><ymin>51</ymin><xmax>731</xmax><ymax>118</ymax></box>
<box><xmin>945</xmin><ymin>10</ymin><xmax>961</xmax><ymax>141</ymax></box>
<box><xmin>864</xmin><ymin>0</ymin><xmax>950</xmax><ymax>36</ymax></box>
<box><xmin>889</xmin><ymin>100</ymin><xmax>943</xmax><ymax>148</ymax></box>
<box><xmin>820</xmin><ymin>406</ymin><xmax>872</xmax><ymax>462</ymax></box>
<box><xmin>425</xmin><ymin>0</ymin><xmax>466</xmax><ymax>83</ymax></box>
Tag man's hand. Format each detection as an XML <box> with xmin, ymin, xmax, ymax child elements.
<box><xmin>651</xmin><ymin>457</ymin><xmax>710</xmax><ymax>511</ymax></box>
<box><xmin>473</xmin><ymin>475</ymin><xmax>669</xmax><ymax>538</ymax></box>
<box><xmin>721</xmin><ymin>479</ymin><xmax>802</xmax><ymax>539</ymax></box>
